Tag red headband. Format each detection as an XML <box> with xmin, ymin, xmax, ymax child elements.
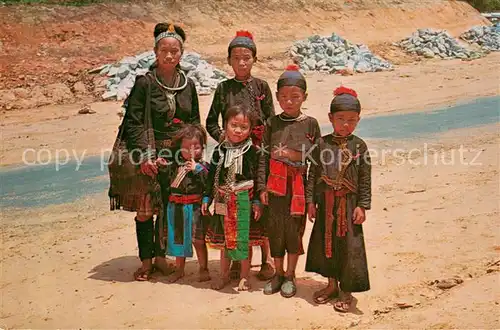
<box><xmin>235</xmin><ymin>30</ymin><xmax>254</xmax><ymax>40</ymax></box>
<box><xmin>333</xmin><ymin>86</ymin><xmax>358</xmax><ymax>98</ymax></box>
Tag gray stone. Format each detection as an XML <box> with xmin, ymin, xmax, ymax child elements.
<box><xmin>106</xmin><ymin>77</ymin><xmax>120</xmax><ymax>88</ymax></box>
<box><xmin>182</xmin><ymin>52</ymin><xmax>201</xmax><ymax>65</ymax></box>
<box><xmin>422</xmin><ymin>48</ymin><xmax>435</xmax><ymax>58</ymax></box>
<box><xmin>98</xmin><ymin>64</ymin><xmax>112</xmax><ymax>75</ymax></box>
<box><xmin>180</xmin><ymin>62</ymin><xmax>197</xmax><ymax>72</ymax></box>
<box><xmin>461</xmin><ymin>24</ymin><xmax>500</xmax><ymax>52</ymax></box>
<box><xmin>107</xmin><ymin>66</ymin><xmax>119</xmax><ymax>77</ymax></box>
<box><xmin>88</xmin><ymin>64</ymin><xmax>108</xmax><ymax>74</ymax></box>
<box><xmin>354</xmin><ymin>61</ymin><xmax>372</xmax><ymax>73</ymax></box>
<box><xmin>399</xmin><ymin>28</ymin><xmax>484</xmax><ymax>60</ymax></box>
<box><xmin>305</xmin><ymin>58</ymin><xmax>317</xmax><ymax>69</ymax></box>
<box><xmin>102</xmin><ymin>90</ymin><xmax>118</xmax><ymax>101</ymax></box>
<box><xmin>316</xmin><ymin>59</ymin><xmax>327</xmax><ymax>69</ymax></box>
<box><xmin>93</xmin><ymin>51</ymin><xmax>226</xmax><ymax>101</ymax></box>
<box><xmin>116</xmin><ymin>65</ymin><xmax>130</xmax><ymax>79</ymax></box>
<box><xmin>292</xmin><ymin>32</ymin><xmax>392</xmax><ymax>73</ymax></box>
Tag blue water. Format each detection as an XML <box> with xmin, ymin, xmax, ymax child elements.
<box><xmin>0</xmin><ymin>96</ymin><xmax>498</xmax><ymax>209</ymax></box>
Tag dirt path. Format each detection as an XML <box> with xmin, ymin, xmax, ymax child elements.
<box><xmin>1</xmin><ymin>124</ymin><xmax>498</xmax><ymax>328</ymax></box>
<box><xmin>1</xmin><ymin>52</ymin><xmax>499</xmax><ymax>167</ymax></box>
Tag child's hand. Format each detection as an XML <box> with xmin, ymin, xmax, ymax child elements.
<box><xmin>253</xmin><ymin>204</ymin><xmax>262</xmax><ymax>221</ymax></box>
<box><xmin>307</xmin><ymin>202</ymin><xmax>316</xmax><ymax>222</ymax></box>
<box><xmin>185</xmin><ymin>159</ymin><xmax>197</xmax><ymax>172</ymax></box>
<box><xmin>155</xmin><ymin>157</ymin><xmax>168</xmax><ymax>168</ymax></box>
<box><xmin>353</xmin><ymin>207</ymin><xmax>366</xmax><ymax>224</ymax></box>
<box><xmin>201</xmin><ymin>203</ymin><xmax>211</xmax><ymax>216</ymax></box>
<box><xmin>260</xmin><ymin>191</ymin><xmax>268</xmax><ymax>205</ymax></box>
<box><xmin>140</xmin><ymin>160</ymin><xmax>158</xmax><ymax>178</ymax></box>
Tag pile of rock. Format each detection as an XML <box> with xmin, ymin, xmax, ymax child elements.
<box><xmin>397</xmin><ymin>29</ymin><xmax>482</xmax><ymax>59</ymax></box>
<box><xmin>289</xmin><ymin>33</ymin><xmax>393</xmax><ymax>73</ymax></box>
<box><xmin>460</xmin><ymin>24</ymin><xmax>500</xmax><ymax>52</ymax></box>
<box><xmin>91</xmin><ymin>51</ymin><xmax>227</xmax><ymax>101</ymax></box>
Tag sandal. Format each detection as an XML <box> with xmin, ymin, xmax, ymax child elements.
<box><xmin>333</xmin><ymin>293</ymin><xmax>353</xmax><ymax>313</ymax></box>
<box><xmin>280</xmin><ymin>276</ymin><xmax>297</xmax><ymax>298</ymax></box>
<box><xmin>238</xmin><ymin>278</ymin><xmax>251</xmax><ymax>291</ymax></box>
<box><xmin>313</xmin><ymin>288</ymin><xmax>339</xmax><ymax>304</ymax></box>
<box><xmin>134</xmin><ymin>267</ymin><xmax>152</xmax><ymax>281</ymax></box>
<box><xmin>263</xmin><ymin>275</ymin><xmax>284</xmax><ymax>295</ymax></box>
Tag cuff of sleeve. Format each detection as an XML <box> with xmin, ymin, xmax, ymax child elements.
<box><xmin>357</xmin><ymin>203</ymin><xmax>371</xmax><ymax>210</ymax></box>
<box><xmin>252</xmin><ymin>200</ymin><xmax>261</xmax><ymax>206</ymax></box>
<box><xmin>202</xmin><ymin>196</ymin><xmax>211</xmax><ymax>204</ymax></box>
<box><xmin>194</xmin><ymin>163</ymin><xmax>207</xmax><ymax>174</ymax></box>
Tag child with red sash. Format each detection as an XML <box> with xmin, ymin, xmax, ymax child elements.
<box><xmin>257</xmin><ymin>65</ymin><xmax>321</xmax><ymax>298</ymax></box>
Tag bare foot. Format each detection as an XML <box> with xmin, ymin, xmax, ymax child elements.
<box><xmin>211</xmin><ymin>277</ymin><xmax>231</xmax><ymax>290</ymax></box>
<box><xmin>167</xmin><ymin>270</ymin><xmax>185</xmax><ymax>283</ymax></box>
<box><xmin>154</xmin><ymin>258</ymin><xmax>175</xmax><ymax>276</ymax></box>
<box><xmin>238</xmin><ymin>278</ymin><xmax>250</xmax><ymax>291</ymax></box>
<box><xmin>198</xmin><ymin>268</ymin><xmax>211</xmax><ymax>282</ymax></box>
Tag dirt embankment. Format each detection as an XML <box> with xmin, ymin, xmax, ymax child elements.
<box><xmin>0</xmin><ymin>0</ymin><xmax>490</xmax><ymax>110</ymax></box>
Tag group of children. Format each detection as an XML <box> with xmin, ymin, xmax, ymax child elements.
<box><xmin>138</xmin><ymin>29</ymin><xmax>372</xmax><ymax>313</ymax></box>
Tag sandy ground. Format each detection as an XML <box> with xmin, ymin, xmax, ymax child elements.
<box><xmin>1</xmin><ymin>1</ymin><xmax>500</xmax><ymax>328</ymax></box>
<box><xmin>1</xmin><ymin>123</ymin><xmax>499</xmax><ymax>329</ymax></box>
<box><xmin>1</xmin><ymin>52</ymin><xmax>499</xmax><ymax>167</ymax></box>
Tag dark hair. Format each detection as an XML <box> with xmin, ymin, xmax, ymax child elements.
<box><xmin>330</xmin><ymin>87</ymin><xmax>361</xmax><ymax>114</ymax></box>
<box><xmin>227</xmin><ymin>31</ymin><xmax>257</xmax><ymax>58</ymax></box>
<box><xmin>153</xmin><ymin>23</ymin><xmax>187</xmax><ymax>43</ymax></box>
<box><xmin>330</xmin><ymin>94</ymin><xmax>361</xmax><ymax>114</ymax></box>
<box><xmin>172</xmin><ymin>124</ymin><xmax>207</xmax><ymax>149</ymax></box>
<box><xmin>223</xmin><ymin>105</ymin><xmax>258</xmax><ymax>128</ymax></box>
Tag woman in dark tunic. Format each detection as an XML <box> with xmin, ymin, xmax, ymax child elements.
<box><xmin>205</xmin><ymin>30</ymin><xmax>275</xmax><ymax>280</ymax></box>
<box><xmin>122</xmin><ymin>23</ymin><xmax>201</xmax><ymax>281</ymax></box>
<box><xmin>305</xmin><ymin>87</ymin><xmax>372</xmax><ymax>312</ymax></box>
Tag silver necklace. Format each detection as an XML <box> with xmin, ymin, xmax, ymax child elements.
<box><xmin>234</xmin><ymin>77</ymin><xmax>252</xmax><ymax>84</ymax></box>
<box><xmin>153</xmin><ymin>70</ymin><xmax>188</xmax><ymax>91</ymax></box>
<box><xmin>278</xmin><ymin>112</ymin><xmax>306</xmax><ymax>122</ymax></box>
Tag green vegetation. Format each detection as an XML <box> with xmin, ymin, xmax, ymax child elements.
<box><xmin>465</xmin><ymin>0</ymin><xmax>500</xmax><ymax>12</ymax></box>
